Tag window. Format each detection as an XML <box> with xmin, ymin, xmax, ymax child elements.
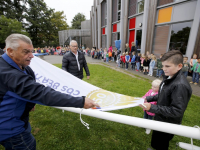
<box><xmin>117</xmin><ymin>32</ymin><xmax>120</xmax><ymax>40</ymax></box>
<box><xmin>136</xmin><ymin>30</ymin><xmax>142</xmax><ymax>49</ymax></box>
<box><xmin>118</xmin><ymin>0</ymin><xmax>121</xmax><ymax>21</ymax></box>
<box><xmin>137</xmin><ymin>0</ymin><xmax>144</xmax><ymax>13</ymax></box>
<box><xmin>169</xmin><ymin>22</ymin><xmax>192</xmax><ymax>54</ymax></box>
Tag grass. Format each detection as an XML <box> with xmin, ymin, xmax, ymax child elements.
<box><xmin>0</xmin><ymin>64</ymin><xmax>200</xmax><ymax>150</ymax></box>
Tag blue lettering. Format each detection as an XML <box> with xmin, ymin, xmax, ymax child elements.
<box><xmin>61</xmin><ymin>86</ymin><xmax>68</xmax><ymax>91</ymax></box>
<box><xmin>42</xmin><ymin>77</ymin><xmax>49</xmax><ymax>83</ymax></box>
<box><xmin>67</xmin><ymin>88</ymin><xmax>74</xmax><ymax>95</ymax></box>
<box><xmin>73</xmin><ymin>90</ymin><xmax>80</xmax><ymax>96</ymax></box>
<box><xmin>52</xmin><ymin>83</ymin><xmax>60</xmax><ymax>90</ymax></box>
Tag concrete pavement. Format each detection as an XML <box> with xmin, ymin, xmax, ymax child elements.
<box><xmin>41</xmin><ymin>55</ymin><xmax>200</xmax><ymax>97</ymax></box>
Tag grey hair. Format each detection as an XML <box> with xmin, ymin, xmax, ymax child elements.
<box><xmin>152</xmin><ymin>79</ymin><xmax>162</xmax><ymax>88</ymax></box>
<box><xmin>5</xmin><ymin>34</ymin><xmax>32</xmax><ymax>52</ymax></box>
<box><xmin>70</xmin><ymin>40</ymin><xmax>78</xmax><ymax>46</ymax></box>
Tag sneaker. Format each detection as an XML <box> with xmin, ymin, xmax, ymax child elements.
<box><xmin>190</xmin><ymin>81</ymin><xmax>194</xmax><ymax>84</ymax></box>
<box><xmin>136</xmin><ymin>70</ymin><xmax>138</xmax><ymax>71</ymax></box>
<box><xmin>194</xmin><ymin>82</ymin><xmax>198</xmax><ymax>85</ymax></box>
<box><xmin>145</xmin><ymin>129</ymin><xmax>151</xmax><ymax>134</ymax></box>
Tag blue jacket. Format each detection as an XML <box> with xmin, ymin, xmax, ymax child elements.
<box><xmin>0</xmin><ymin>54</ymin><xmax>85</xmax><ymax>141</ymax></box>
<box><xmin>125</xmin><ymin>55</ymin><xmax>130</xmax><ymax>62</ymax></box>
<box><xmin>131</xmin><ymin>55</ymin><xmax>136</xmax><ymax>63</ymax></box>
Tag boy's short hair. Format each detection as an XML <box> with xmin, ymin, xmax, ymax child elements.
<box><xmin>160</xmin><ymin>50</ymin><xmax>183</xmax><ymax>65</ymax></box>
<box><xmin>184</xmin><ymin>56</ymin><xmax>188</xmax><ymax>59</ymax></box>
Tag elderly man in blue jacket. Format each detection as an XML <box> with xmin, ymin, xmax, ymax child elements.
<box><xmin>0</xmin><ymin>34</ymin><xmax>99</xmax><ymax>150</ymax></box>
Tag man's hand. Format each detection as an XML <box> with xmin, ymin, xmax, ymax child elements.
<box><xmin>139</xmin><ymin>103</ymin><xmax>151</xmax><ymax>111</ymax></box>
<box><xmin>87</xmin><ymin>76</ymin><xmax>90</xmax><ymax>80</ymax></box>
<box><xmin>84</xmin><ymin>98</ymin><xmax>100</xmax><ymax>109</ymax></box>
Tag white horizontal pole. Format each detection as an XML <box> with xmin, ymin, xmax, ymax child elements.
<box><xmin>178</xmin><ymin>142</ymin><xmax>200</xmax><ymax>150</ymax></box>
<box><xmin>55</xmin><ymin>107</ymin><xmax>200</xmax><ymax>140</ymax></box>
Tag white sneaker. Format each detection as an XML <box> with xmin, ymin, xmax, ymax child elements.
<box><xmin>145</xmin><ymin>129</ymin><xmax>151</xmax><ymax>134</ymax></box>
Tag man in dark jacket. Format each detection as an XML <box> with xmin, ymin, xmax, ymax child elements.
<box><xmin>140</xmin><ymin>50</ymin><xmax>192</xmax><ymax>150</ymax></box>
<box><xmin>0</xmin><ymin>34</ymin><xmax>99</xmax><ymax>150</ymax></box>
<box><xmin>62</xmin><ymin>40</ymin><xmax>90</xmax><ymax>80</ymax></box>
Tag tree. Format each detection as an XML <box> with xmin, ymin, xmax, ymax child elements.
<box><xmin>47</xmin><ymin>11</ymin><xmax>69</xmax><ymax>46</ymax></box>
<box><xmin>25</xmin><ymin>0</ymin><xmax>53</xmax><ymax>47</ymax></box>
<box><xmin>0</xmin><ymin>15</ymin><xmax>29</xmax><ymax>44</ymax></box>
<box><xmin>0</xmin><ymin>0</ymin><xmax>27</xmax><ymax>22</ymax></box>
<box><xmin>71</xmin><ymin>13</ymin><xmax>86</xmax><ymax>29</ymax></box>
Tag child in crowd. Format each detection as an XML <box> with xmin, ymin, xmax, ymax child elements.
<box><xmin>142</xmin><ymin>79</ymin><xmax>162</xmax><ymax>134</ymax></box>
<box><xmin>140</xmin><ymin>54</ymin><xmax>145</xmax><ymax>72</ymax></box>
<box><xmin>106</xmin><ymin>51</ymin><xmax>109</xmax><ymax>63</ymax></box>
<box><xmin>135</xmin><ymin>53</ymin><xmax>141</xmax><ymax>71</ymax></box>
<box><xmin>140</xmin><ymin>50</ymin><xmax>192</xmax><ymax>150</ymax></box>
<box><xmin>121</xmin><ymin>53</ymin><xmax>126</xmax><ymax>68</ymax></box>
<box><xmin>156</xmin><ymin>54</ymin><xmax>164</xmax><ymax>78</ymax></box>
<box><xmin>125</xmin><ymin>52</ymin><xmax>130</xmax><ymax>70</ymax></box>
<box><xmin>131</xmin><ymin>52</ymin><xmax>136</xmax><ymax>70</ymax></box>
<box><xmin>148</xmin><ymin>55</ymin><xmax>157</xmax><ymax>76</ymax></box>
<box><xmin>117</xmin><ymin>50</ymin><xmax>121</xmax><ymax>67</ymax></box>
<box><xmin>143</xmin><ymin>56</ymin><xmax>150</xmax><ymax>75</ymax></box>
<box><xmin>190</xmin><ymin>54</ymin><xmax>197</xmax><ymax>68</ymax></box>
<box><xmin>190</xmin><ymin>59</ymin><xmax>200</xmax><ymax>85</ymax></box>
<box><xmin>108</xmin><ymin>50</ymin><xmax>112</xmax><ymax>62</ymax></box>
<box><xmin>182</xmin><ymin>57</ymin><xmax>191</xmax><ymax>77</ymax></box>
<box><xmin>104</xmin><ymin>49</ymin><xmax>107</xmax><ymax>62</ymax></box>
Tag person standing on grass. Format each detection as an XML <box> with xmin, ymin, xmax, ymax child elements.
<box><xmin>62</xmin><ymin>40</ymin><xmax>90</xmax><ymax>80</ymax></box>
<box><xmin>148</xmin><ymin>55</ymin><xmax>157</xmax><ymax>76</ymax></box>
<box><xmin>0</xmin><ymin>34</ymin><xmax>99</xmax><ymax>150</ymax></box>
<box><xmin>125</xmin><ymin>52</ymin><xmax>130</xmax><ymax>70</ymax></box>
<box><xmin>140</xmin><ymin>50</ymin><xmax>192</xmax><ymax>150</ymax></box>
<box><xmin>182</xmin><ymin>56</ymin><xmax>190</xmax><ymax>77</ymax></box>
<box><xmin>131</xmin><ymin>51</ymin><xmax>136</xmax><ymax>70</ymax></box>
<box><xmin>142</xmin><ymin>79</ymin><xmax>162</xmax><ymax>134</ymax></box>
<box><xmin>190</xmin><ymin>59</ymin><xmax>200</xmax><ymax>85</ymax></box>
<box><xmin>156</xmin><ymin>54</ymin><xmax>164</xmax><ymax>78</ymax></box>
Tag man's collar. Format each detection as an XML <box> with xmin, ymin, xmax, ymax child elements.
<box><xmin>2</xmin><ymin>53</ymin><xmax>24</xmax><ymax>72</ymax></box>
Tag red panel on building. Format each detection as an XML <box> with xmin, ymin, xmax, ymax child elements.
<box><xmin>102</xmin><ymin>28</ymin><xmax>105</xmax><ymax>35</ymax></box>
<box><xmin>129</xmin><ymin>18</ymin><xmax>136</xmax><ymax>29</ymax></box>
<box><xmin>129</xmin><ymin>30</ymin><xmax>135</xmax><ymax>50</ymax></box>
<box><xmin>113</xmin><ymin>24</ymin><xmax>117</xmax><ymax>32</ymax></box>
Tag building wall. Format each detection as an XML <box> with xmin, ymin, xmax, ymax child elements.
<box><xmin>90</xmin><ymin>0</ymin><xmax>200</xmax><ymax>58</ymax></box>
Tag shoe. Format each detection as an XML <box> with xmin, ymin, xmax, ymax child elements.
<box><xmin>145</xmin><ymin>129</ymin><xmax>151</xmax><ymax>134</ymax></box>
<box><xmin>147</xmin><ymin>148</ymin><xmax>153</xmax><ymax>150</ymax></box>
<box><xmin>190</xmin><ymin>81</ymin><xmax>194</xmax><ymax>84</ymax></box>
<box><xmin>136</xmin><ymin>70</ymin><xmax>138</xmax><ymax>71</ymax></box>
<box><xmin>194</xmin><ymin>82</ymin><xmax>198</xmax><ymax>85</ymax></box>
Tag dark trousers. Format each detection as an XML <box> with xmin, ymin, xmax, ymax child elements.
<box><xmin>131</xmin><ymin>62</ymin><xmax>136</xmax><ymax>70</ymax></box>
<box><xmin>151</xmin><ymin>130</ymin><xmax>174</xmax><ymax>150</ymax></box>
<box><xmin>0</xmin><ymin>123</ymin><xmax>36</xmax><ymax>150</ymax></box>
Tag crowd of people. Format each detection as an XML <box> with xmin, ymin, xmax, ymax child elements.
<box><xmin>86</xmin><ymin>42</ymin><xmax>200</xmax><ymax>87</ymax></box>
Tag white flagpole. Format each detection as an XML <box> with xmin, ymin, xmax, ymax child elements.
<box><xmin>55</xmin><ymin>107</ymin><xmax>200</xmax><ymax>140</ymax></box>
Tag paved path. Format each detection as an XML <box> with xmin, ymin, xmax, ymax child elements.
<box><xmin>42</xmin><ymin>55</ymin><xmax>200</xmax><ymax>97</ymax></box>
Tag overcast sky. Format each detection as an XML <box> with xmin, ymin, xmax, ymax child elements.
<box><xmin>44</xmin><ymin>0</ymin><xmax>94</xmax><ymax>27</ymax></box>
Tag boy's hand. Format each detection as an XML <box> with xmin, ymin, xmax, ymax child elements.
<box><xmin>139</xmin><ymin>103</ymin><xmax>151</xmax><ymax>111</ymax></box>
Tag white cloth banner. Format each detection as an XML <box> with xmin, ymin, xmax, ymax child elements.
<box><xmin>29</xmin><ymin>56</ymin><xmax>144</xmax><ymax>111</ymax></box>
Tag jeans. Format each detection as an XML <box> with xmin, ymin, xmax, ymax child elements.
<box><xmin>131</xmin><ymin>62</ymin><xmax>136</xmax><ymax>70</ymax></box>
<box><xmin>156</xmin><ymin>69</ymin><xmax>163</xmax><ymax>77</ymax></box>
<box><xmin>121</xmin><ymin>62</ymin><xmax>125</xmax><ymax>68</ymax></box>
<box><xmin>143</xmin><ymin>111</ymin><xmax>153</xmax><ymax>120</ymax></box>
<box><xmin>106</xmin><ymin>57</ymin><xmax>109</xmax><ymax>62</ymax></box>
<box><xmin>149</xmin><ymin>67</ymin><xmax>154</xmax><ymax>76</ymax></box>
<box><xmin>192</xmin><ymin>72</ymin><xmax>199</xmax><ymax>83</ymax></box>
<box><xmin>0</xmin><ymin>123</ymin><xmax>36</xmax><ymax>150</ymax></box>
<box><xmin>126</xmin><ymin>62</ymin><xmax>129</xmax><ymax>69</ymax></box>
<box><xmin>183</xmin><ymin>71</ymin><xmax>188</xmax><ymax>77</ymax></box>
<box><xmin>136</xmin><ymin>62</ymin><xmax>140</xmax><ymax>70</ymax></box>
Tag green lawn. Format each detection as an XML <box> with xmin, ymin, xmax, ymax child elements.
<box><xmin>0</xmin><ymin>64</ymin><xmax>200</xmax><ymax>150</ymax></box>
